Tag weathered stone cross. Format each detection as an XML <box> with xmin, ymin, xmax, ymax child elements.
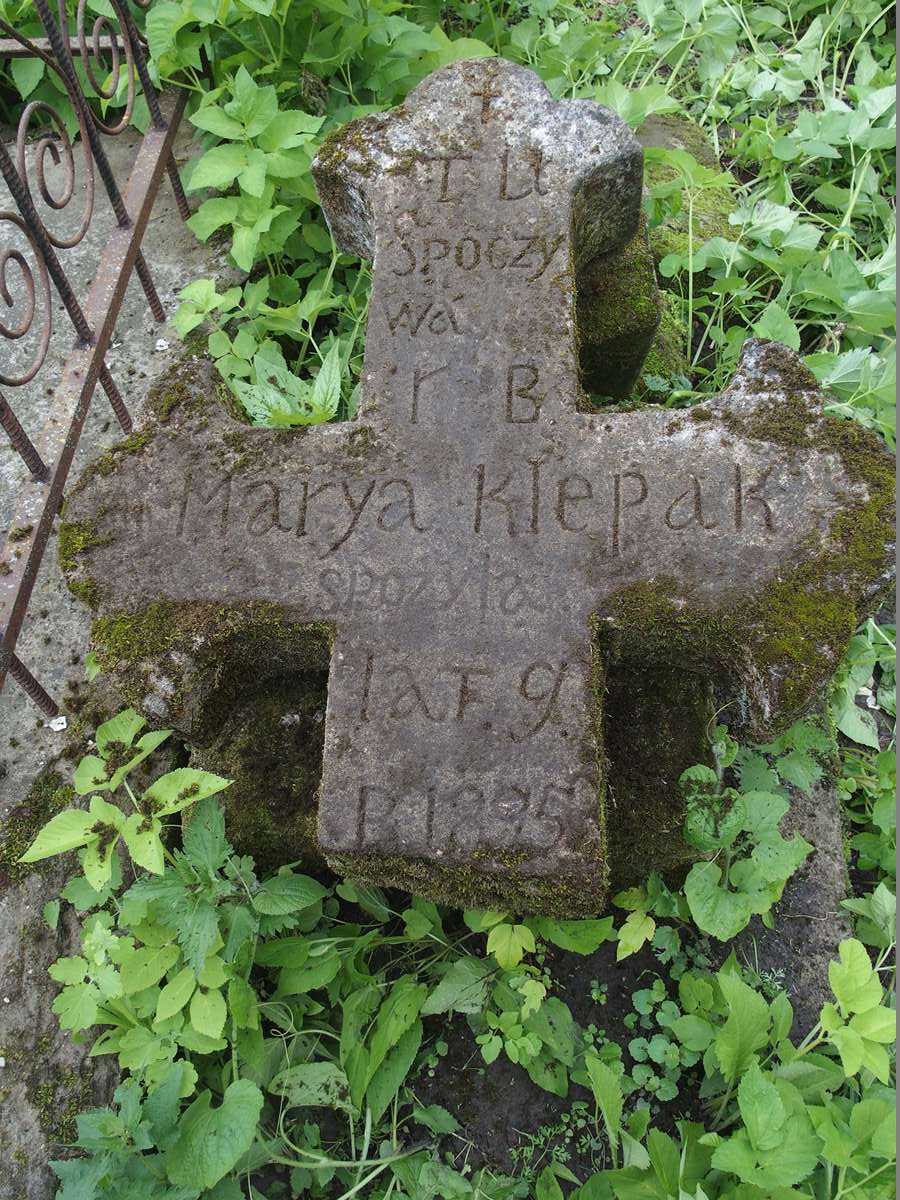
<box><xmin>63</xmin><ymin>60</ymin><xmax>893</xmax><ymax>914</ymax></box>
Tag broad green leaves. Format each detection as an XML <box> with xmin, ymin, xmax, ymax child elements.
<box><xmin>166</xmin><ymin>1079</ymin><xmax>263</xmax><ymax>1189</ymax></box>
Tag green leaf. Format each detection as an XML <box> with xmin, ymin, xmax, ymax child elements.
<box><xmin>365</xmin><ymin>1020</ymin><xmax>423</xmax><ymax>1124</ymax></box>
<box><xmin>715</xmin><ymin>969</ymin><xmax>771</xmax><ymax>1083</ymax></box>
<box><xmin>487</xmin><ymin>922</ymin><xmax>535</xmax><ymax>969</ymax></box>
<box><xmin>829</xmin><ymin>939</ymin><xmax>882</xmax><ymax>1015</ymax></box>
<box><xmin>738</xmin><ymin>1064</ymin><xmax>784</xmax><ymax>1152</ymax></box>
<box><xmin>96</xmin><ymin>709</ymin><xmax>146</xmax><ymax>756</ymax></box>
<box><xmin>584</xmin><ymin>1054</ymin><xmax>623</xmax><ymax>1155</ymax></box>
<box><xmin>270</xmin><ymin>1062</ymin><xmax>354</xmax><ymax>1112</ymax></box>
<box><xmin>753</xmin><ymin>300</ymin><xmax>801</xmax><ymax>350</ymax></box>
<box><xmin>11</xmin><ymin>56</ymin><xmax>44</xmax><ymax>99</ymax></box>
<box><xmin>616</xmin><ymin>909</ymin><xmax>655</xmax><ymax>960</ymax></box>
<box><xmin>52</xmin><ymin>982</ymin><xmax>100</xmax><ymax>1030</ymax></box>
<box><xmin>143</xmin><ymin>769</ymin><xmax>231</xmax><ymax>817</ymax></box>
<box><xmin>535</xmin><ymin>1167</ymin><xmax>564</xmax><ymax>1200</ymax></box>
<box><xmin>849</xmin><ymin>1004</ymin><xmax>896</xmax><ymax>1043</ymax></box>
<box><xmin>121</xmin><ymin>813</ymin><xmax>165</xmax><ymax>874</ymax></box>
<box><xmin>227</xmin><ymin>977</ymin><xmax>259</xmax><ymax>1030</ymax></box>
<box><xmin>412</xmin><ymin>1104</ymin><xmax>460</xmax><ymax>1135</ymax></box>
<box><xmin>187</xmin><ymin>197</ymin><xmax>241</xmax><ymax>241</ymax></box>
<box><xmin>368</xmin><ymin>976</ymin><xmax>428</xmax><ymax>1079</ymax></box>
<box><xmin>120</xmin><ymin>944</ymin><xmax>181</xmax><ymax>994</ymax></box>
<box><xmin>670</xmin><ymin>1014</ymin><xmax>715</xmax><ymax>1052</ymax></box>
<box><xmin>187</xmin><ymin>143</ymin><xmax>248</xmax><ymax>192</ymax></box>
<box><xmin>683</xmin><ymin>862</ymin><xmax>754</xmax><ymax>940</ymax></box>
<box><xmin>19</xmin><ymin>809</ymin><xmax>95</xmax><ymax>862</ymax></box>
<box><xmin>421</xmin><ymin>956</ymin><xmax>492</xmax><ymax>1016</ymax></box>
<box><xmin>166</xmin><ymin>1079</ymin><xmax>263</xmax><ymax>1189</ymax></box>
<box><xmin>49</xmin><ymin>956</ymin><xmax>88</xmax><ymax>985</ymax></box>
<box><xmin>532</xmin><ymin>917</ymin><xmax>615</xmax><ymax>954</ymax></box>
<box><xmin>182</xmin><ymin>797</ymin><xmax>230</xmax><ymax>873</ymax></box>
<box><xmin>277</xmin><ymin>950</ymin><xmax>341</xmax><ymax>996</ymax></box>
<box><xmin>251</xmin><ymin>871</ymin><xmax>327</xmax><ymax>915</ymax></box>
<box><xmin>190</xmin><ymin>986</ymin><xmax>227</xmax><ymax>1039</ymax></box>
<box><xmin>190</xmin><ymin>105</ymin><xmax>245</xmax><ymax>138</ymax></box>
<box><xmin>156</xmin><ymin>966</ymin><xmax>197</xmax><ymax>1023</ymax></box>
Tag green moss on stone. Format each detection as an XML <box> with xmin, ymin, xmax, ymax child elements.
<box><xmin>0</xmin><ymin>772</ymin><xmax>75</xmax><ymax>885</ymax></box>
<box><xmin>31</xmin><ymin>1068</ymin><xmax>94</xmax><ymax>1146</ymax></box>
<box><xmin>190</xmin><ymin>672</ymin><xmax>328</xmax><ymax>873</ymax></box>
<box><xmin>578</xmin><ymin>213</ymin><xmax>661</xmax><ymax>401</ymax></box>
<box><xmin>327</xmin><ymin>847</ymin><xmax>605</xmax><ymax>917</ymax></box>
<box><xmin>92</xmin><ymin>600</ymin><xmax>335</xmax><ymax>741</ymax></box>
<box><xmin>8</xmin><ymin>525</ymin><xmax>33</xmax><ymax>543</ymax></box>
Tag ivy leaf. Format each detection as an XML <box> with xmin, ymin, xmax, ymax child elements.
<box><xmin>166</xmin><ymin>1079</ymin><xmax>263</xmax><ymax>1189</ymax></box>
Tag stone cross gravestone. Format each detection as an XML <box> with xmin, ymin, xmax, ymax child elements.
<box><xmin>62</xmin><ymin>59</ymin><xmax>894</xmax><ymax>915</ymax></box>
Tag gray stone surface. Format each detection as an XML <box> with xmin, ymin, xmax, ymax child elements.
<box><xmin>0</xmin><ymin>122</ymin><xmax>212</xmax><ymax>1200</ymax></box>
<box><xmin>63</xmin><ymin>59</ymin><xmax>894</xmax><ymax>916</ymax></box>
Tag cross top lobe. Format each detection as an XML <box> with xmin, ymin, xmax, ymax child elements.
<box><xmin>62</xmin><ymin>60</ymin><xmax>894</xmax><ymax>915</ymax></box>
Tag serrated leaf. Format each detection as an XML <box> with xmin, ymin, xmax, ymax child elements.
<box><xmin>251</xmin><ymin>871</ymin><xmax>327</xmax><ymax>915</ymax></box>
<box><xmin>715</xmin><ymin>970</ymin><xmax>771</xmax><ymax>1083</ymax></box>
<box><xmin>421</xmin><ymin>956</ymin><xmax>491</xmax><ymax>1016</ymax></box>
<box><xmin>738</xmin><ymin>1064</ymin><xmax>784</xmax><ymax>1152</ymax></box>
<box><xmin>616</xmin><ymin>910</ymin><xmax>655</xmax><ymax>960</ymax></box>
<box><xmin>365</xmin><ymin>1020</ymin><xmax>422</xmax><ymax>1124</ymax></box>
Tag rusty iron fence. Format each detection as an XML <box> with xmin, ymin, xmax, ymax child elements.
<box><xmin>0</xmin><ymin>0</ymin><xmax>188</xmax><ymax>717</ymax></box>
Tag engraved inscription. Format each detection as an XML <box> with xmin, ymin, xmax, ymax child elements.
<box><xmin>390</xmin><ymin>233</ymin><xmax>565</xmax><ymax>282</ymax></box>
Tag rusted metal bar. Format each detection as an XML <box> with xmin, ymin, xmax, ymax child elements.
<box><xmin>33</xmin><ymin>0</ymin><xmax>166</xmax><ymax>322</ymax></box>
<box><xmin>0</xmin><ymin>34</ymin><xmax>121</xmax><ymax>59</ymax></box>
<box><xmin>0</xmin><ymin>394</ymin><xmax>49</xmax><ymax>480</ymax></box>
<box><xmin>3</xmin><ymin>650</ymin><xmax>59</xmax><ymax>717</ymax></box>
<box><xmin>0</xmin><ymin>87</ymin><xmax>188</xmax><ymax>704</ymax></box>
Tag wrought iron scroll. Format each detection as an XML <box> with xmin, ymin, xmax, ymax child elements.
<box><xmin>0</xmin><ymin>0</ymin><xmax>189</xmax><ymax>716</ymax></box>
